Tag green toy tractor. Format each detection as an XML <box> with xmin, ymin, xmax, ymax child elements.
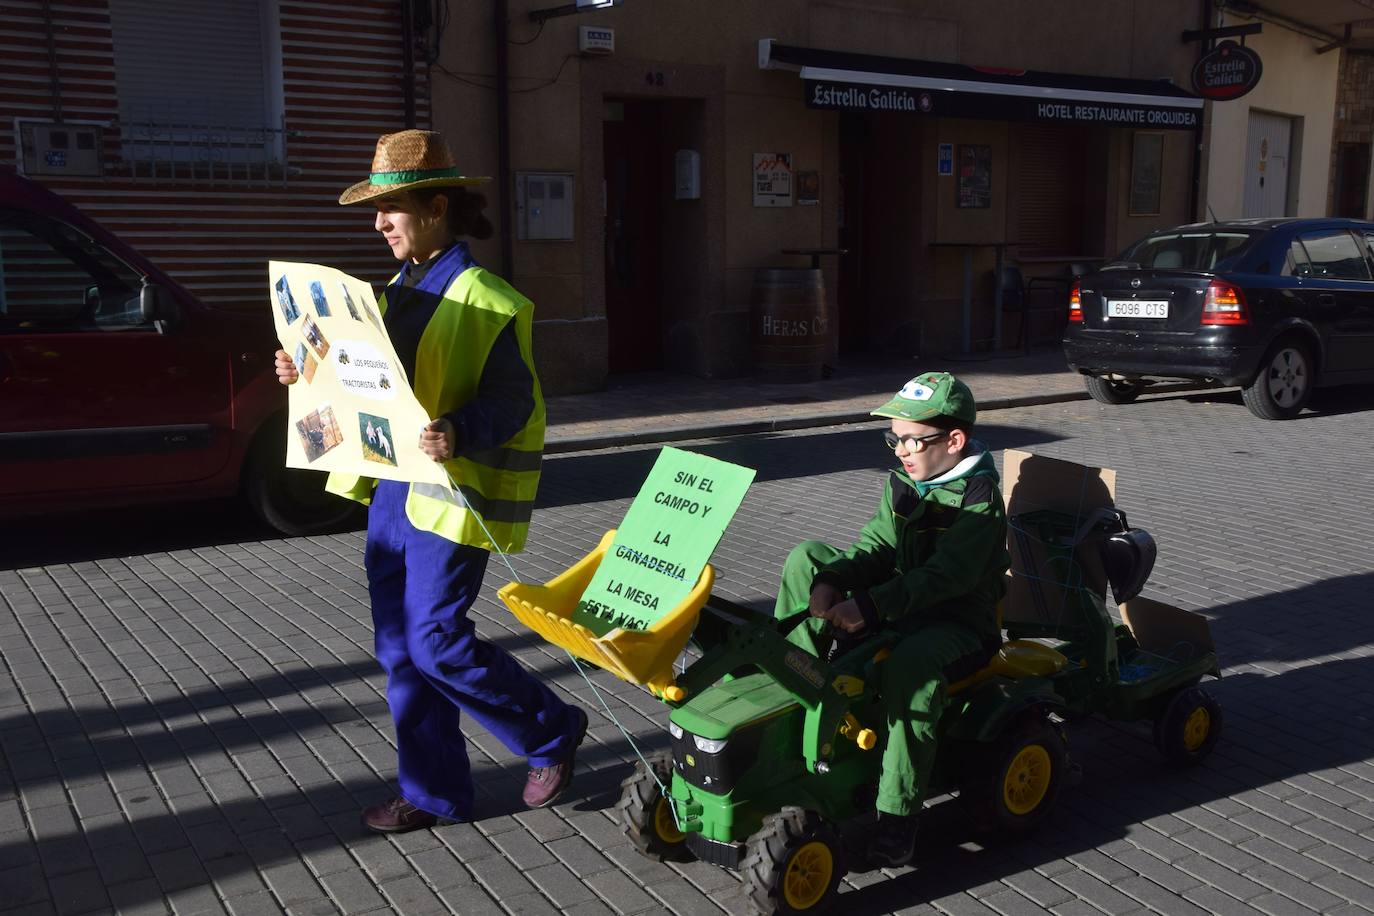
<box><xmin>607</xmin><ymin>505</ymin><xmax>1221</xmax><ymax>915</ymax></box>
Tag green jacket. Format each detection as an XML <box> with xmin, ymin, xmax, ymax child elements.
<box><xmin>814</xmin><ymin>444</ymin><xmax>1008</xmax><ymax>644</ymax></box>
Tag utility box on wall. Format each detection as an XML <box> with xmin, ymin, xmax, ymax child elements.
<box><xmin>515</xmin><ymin>171</ymin><xmax>575</xmax><ymax>240</ymax></box>
<box><xmin>19</xmin><ymin>121</ymin><xmax>103</xmax><ymax>177</ymax></box>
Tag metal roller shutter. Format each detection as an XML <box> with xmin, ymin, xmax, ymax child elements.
<box><xmin>1015</xmin><ymin>125</ymin><xmax>1085</xmax><ymax>255</ymax></box>
<box><xmin>108</xmin><ymin>0</ymin><xmax>277</xmax><ymax>134</ymax></box>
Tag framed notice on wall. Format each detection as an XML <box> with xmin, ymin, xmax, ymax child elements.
<box><xmin>753</xmin><ymin>152</ymin><xmax>793</xmax><ymax>207</ymax></box>
<box><xmin>1130</xmin><ymin>132</ymin><xmax>1164</xmax><ymax>216</ymax></box>
<box><xmin>957</xmin><ymin>144</ymin><xmax>991</xmax><ymax>209</ymax></box>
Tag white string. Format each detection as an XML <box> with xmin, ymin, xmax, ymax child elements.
<box><xmin>441</xmin><ymin>466</ymin><xmax>684</xmax><ymax>829</ymax></box>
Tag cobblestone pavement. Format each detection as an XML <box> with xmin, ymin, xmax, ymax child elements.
<box><xmin>3</xmin><ymin>386</ymin><xmax>1374</xmax><ymax>916</ymax></box>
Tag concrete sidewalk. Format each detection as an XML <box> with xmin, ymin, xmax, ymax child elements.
<box><xmin>544</xmin><ymin>347</ymin><xmax>1096</xmax><ymax>452</ymax></box>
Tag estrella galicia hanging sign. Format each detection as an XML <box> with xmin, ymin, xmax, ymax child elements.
<box><xmin>1191</xmin><ymin>40</ymin><xmax>1262</xmax><ymax>101</ymax></box>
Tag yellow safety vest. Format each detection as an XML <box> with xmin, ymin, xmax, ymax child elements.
<box><xmin>326</xmin><ymin>267</ymin><xmax>545</xmax><ymax>553</ymax></box>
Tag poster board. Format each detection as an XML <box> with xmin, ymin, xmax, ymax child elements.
<box><xmin>753</xmin><ymin>152</ymin><xmax>793</xmax><ymax>207</ymax></box>
<box><xmin>268</xmin><ymin>260</ymin><xmax>450</xmax><ymax>489</ymax></box>
<box><xmin>957</xmin><ymin>144</ymin><xmax>992</xmax><ymax>208</ymax></box>
<box><xmin>573</xmin><ymin>448</ymin><xmax>755</xmax><ymax>634</ymax></box>
<box><xmin>1002</xmin><ymin>449</ymin><xmax>1116</xmax><ymax>628</ymax></box>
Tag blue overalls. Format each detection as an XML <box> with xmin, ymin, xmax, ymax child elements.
<box><xmin>365</xmin><ymin>244</ymin><xmax>577</xmax><ymax>820</ymax></box>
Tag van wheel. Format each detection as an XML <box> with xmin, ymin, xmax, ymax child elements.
<box><xmin>1243</xmin><ymin>340</ymin><xmax>1313</xmax><ymax>420</ymax></box>
<box><xmin>243</xmin><ymin>422</ymin><xmax>360</xmax><ymax>536</ymax></box>
<box><xmin>1084</xmin><ymin>375</ymin><xmax>1141</xmax><ymax>405</ymax></box>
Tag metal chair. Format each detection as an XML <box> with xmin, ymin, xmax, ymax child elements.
<box><xmin>997</xmin><ymin>266</ymin><xmax>1083</xmax><ymax>353</ymax></box>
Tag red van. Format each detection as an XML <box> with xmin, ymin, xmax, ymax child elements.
<box><xmin>0</xmin><ymin>175</ymin><xmax>355</xmax><ymax>534</ymax></box>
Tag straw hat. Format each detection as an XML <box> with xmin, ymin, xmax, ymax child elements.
<box><xmin>338</xmin><ymin>130</ymin><xmax>489</xmax><ymax>205</ymax></box>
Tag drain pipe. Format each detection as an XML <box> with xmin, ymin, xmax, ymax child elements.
<box><xmin>1190</xmin><ymin>0</ymin><xmax>1213</xmax><ymax>221</ymax></box>
<box><xmin>495</xmin><ymin>0</ymin><xmax>514</xmax><ymax>276</ymax></box>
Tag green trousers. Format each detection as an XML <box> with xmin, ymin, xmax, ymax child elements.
<box><xmin>774</xmin><ymin>540</ymin><xmax>992</xmax><ymax>816</ymax></box>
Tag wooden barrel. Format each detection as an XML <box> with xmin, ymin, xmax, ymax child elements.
<box><xmin>749</xmin><ymin>268</ymin><xmax>829</xmax><ymax>383</ymax></box>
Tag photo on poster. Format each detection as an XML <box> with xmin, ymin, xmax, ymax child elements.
<box><xmin>274</xmin><ymin>275</ymin><xmax>301</xmax><ymax>324</ymax></box>
<box><xmin>309</xmin><ymin>280</ymin><xmax>332</xmax><ymax>317</ymax></box>
<box><xmin>363</xmin><ymin>299</ymin><xmax>383</xmax><ymax>331</ymax></box>
<box><xmin>292</xmin><ymin>341</ymin><xmax>319</xmax><ymax>383</ymax></box>
<box><xmin>295</xmin><ymin>404</ymin><xmax>344</xmax><ymax>463</ymax></box>
<box><xmin>338</xmin><ymin>281</ymin><xmax>362</xmax><ymax>321</ymax></box>
<box><xmin>359</xmin><ymin>413</ymin><xmax>397</xmax><ymax>466</ymax></box>
<box><xmin>301</xmin><ymin>315</ymin><xmax>330</xmax><ymax>359</ymax></box>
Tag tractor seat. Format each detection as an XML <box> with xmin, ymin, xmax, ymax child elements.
<box><xmin>947</xmin><ymin>639</ymin><xmax>1069</xmax><ymax>696</ymax></box>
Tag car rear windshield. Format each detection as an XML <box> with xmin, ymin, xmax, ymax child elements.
<box><xmin>1113</xmin><ymin>230</ymin><xmax>1259</xmax><ymax>272</ymax></box>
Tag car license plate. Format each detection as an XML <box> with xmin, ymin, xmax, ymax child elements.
<box><xmin>1106</xmin><ymin>299</ymin><xmax>1169</xmax><ymax>318</ymax></box>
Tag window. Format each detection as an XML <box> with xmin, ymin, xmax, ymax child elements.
<box><xmin>1119</xmin><ymin>231</ymin><xmax>1256</xmax><ymax>271</ymax></box>
<box><xmin>1296</xmin><ymin>231</ymin><xmax>1371</xmax><ymax>281</ymax></box>
<box><xmin>1128</xmin><ymin>132</ymin><xmax>1164</xmax><ymax>217</ymax></box>
<box><xmin>0</xmin><ymin>210</ymin><xmax>146</xmax><ymax>332</ymax></box>
<box><xmin>109</xmin><ymin>0</ymin><xmax>284</xmax><ymax>167</ymax></box>
<box><xmin>1283</xmin><ymin>239</ymin><xmax>1312</xmax><ymax>278</ymax></box>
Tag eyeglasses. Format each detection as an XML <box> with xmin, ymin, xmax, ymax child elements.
<box><xmin>883</xmin><ymin>430</ymin><xmax>948</xmax><ymax>453</ymax></box>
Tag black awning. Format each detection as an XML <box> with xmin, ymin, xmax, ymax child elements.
<box><xmin>760</xmin><ymin>40</ymin><xmax>1203</xmax><ymax>130</ymax></box>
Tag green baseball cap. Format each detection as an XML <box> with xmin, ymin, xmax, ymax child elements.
<box><xmin>871</xmin><ymin>371</ymin><xmax>976</xmax><ymax>426</ymax></box>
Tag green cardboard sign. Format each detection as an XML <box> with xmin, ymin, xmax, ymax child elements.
<box><xmin>573</xmin><ymin>447</ymin><xmax>755</xmax><ymax>635</ymax></box>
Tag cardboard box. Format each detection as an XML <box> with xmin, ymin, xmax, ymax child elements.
<box><xmin>1001</xmin><ymin>449</ymin><xmax>1215</xmax><ymax>661</ymax></box>
<box><xmin>1002</xmin><ymin>449</ymin><xmax>1117</xmax><ymax>632</ymax></box>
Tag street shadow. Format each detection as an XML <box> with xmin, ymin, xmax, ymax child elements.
<box><xmin>1201</xmin><ymin>572</ymin><xmax>1374</xmax><ymax>669</ymax></box>
<box><xmin>536</xmin><ymin>422</ymin><xmax>1064</xmax><ymax>510</ymax></box>
<box><xmin>3</xmin><ymin>567</ymin><xmax>1373</xmax><ymax>912</ymax></box>
<box><xmin>0</xmin><ymin>497</ymin><xmax>365</xmax><ymax>571</ymax></box>
<box><xmin>835</xmin><ymin>652</ymin><xmax>1374</xmax><ymax>914</ymax></box>
<box><xmin>1158</xmin><ymin>383</ymin><xmax>1374</xmax><ymax>419</ymax></box>
<box><xmin>543</xmin><ymin>352</ymin><xmax>1073</xmax><ymax>427</ymax></box>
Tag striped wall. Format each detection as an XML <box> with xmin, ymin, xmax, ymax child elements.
<box><xmin>1</xmin><ymin>0</ymin><xmax>431</xmax><ymax>309</ymax></box>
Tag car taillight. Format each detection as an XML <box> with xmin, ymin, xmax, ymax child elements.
<box><xmin>1068</xmin><ymin>281</ymin><xmax>1083</xmax><ymax>322</ymax></box>
<box><xmin>1201</xmin><ymin>281</ymin><xmax>1248</xmax><ymax>325</ymax></box>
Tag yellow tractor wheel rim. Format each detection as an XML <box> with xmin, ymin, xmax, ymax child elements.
<box><xmin>1003</xmin><ymin>744</ymin><xmax>1053</xmax><ymax>816</ymax></box>
<box><xmin>1183</xmin><ymin>706</ymin><xmax>1211</xmax><ymax>752</ymax></box>
<box><xmin>654</xmin><ymin>798</ymin><xmax>685</xmax><ymax>844</ymax></box>
<box><xmin>782</xmin><ymin>840</ymin><xmax>834</xmax><ymax>910</ymax></box>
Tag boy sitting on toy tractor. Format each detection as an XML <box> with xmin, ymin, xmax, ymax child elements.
<box><xmin>774</xmin><ymin>371</ymin><xmax>1009</xmax><ymax>868</ymax></box>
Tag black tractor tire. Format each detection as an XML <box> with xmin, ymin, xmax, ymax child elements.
<box><xmin>1242</xmin><ymin>339</ymin><xmax>1314</xmax><ymax>420</ymax></box>
<box><xmin>616</xmin><ymin>752</ymin><xmax>693</xmax><ymax>862</ymax></box>
<box><xmin>962</xmin><ymin>718</ymin><xmax>1068</xmax><ymax>835</ymax></box>
<box><xmin>1153</xmin><ymin>686</ymin><xmax>1222</xmax><ymax>766</ymax></box>
<box><xmin>1084</xmin><ymin>375</ymin><xmax>1142</xmax><ymax>405</ymax></box>
<box><xmin>741</xmin><ymin>807</ymin><xmax>846</xmax><ymax>916</ymax></box>
<box><xmin>242</xmin><ymin>420</ymin><xmax>361</xmax><ymax>536</ymax></box>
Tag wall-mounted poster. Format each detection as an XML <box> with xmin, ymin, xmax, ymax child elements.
<box><xmin>796</xmin><ymin>169</ymin><xmax>820</xmax><ymax>205</ymax></box>
<box><xmin>1129</xmin><ymin>132</ymin><xmax>1164</xmax><ymax>216</ymax></box>
<box><xmin>957</xmin><ymin>144</ymin><xmax>992</xmax><ymax>208</ymax></box>
<box><xmin>753</xmin><ymin>152</ymin><xmax>793</xmax><ymax>207</ymax></box>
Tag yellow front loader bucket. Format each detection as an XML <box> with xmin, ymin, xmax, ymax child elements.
<box><xmin>497</xmin><ymin>529</ymin><xmax>714</xmax><ymax>698</ymax></box>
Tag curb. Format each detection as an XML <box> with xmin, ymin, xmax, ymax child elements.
<box><xmin>545</xmin><ymin>388</ymin><xmax>1096</xmax><ymax>454</ymax></box>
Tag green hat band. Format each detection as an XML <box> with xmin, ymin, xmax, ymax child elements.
<box><xmin>369</xmin><ymin>167</ymin><xmax>461</xmax><ymax>186</ymax></box>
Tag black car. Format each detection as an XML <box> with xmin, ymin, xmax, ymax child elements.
<box><xmin>1062</xmin><ymin>218</ymin><xmax>1374</xmax><ymax>419</ymax></box>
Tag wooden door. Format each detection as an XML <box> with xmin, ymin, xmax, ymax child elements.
<box><xmin>603</xmin><ymin>100</ymin><xmax>664</xmax><ymax>373</ymax></box>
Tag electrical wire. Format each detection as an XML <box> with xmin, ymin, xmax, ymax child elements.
<box><xmin>508</xmin><ymin>19</ymin><xmax>545</xmax><ymax>45</ymax></box>
<box><xmin>431</xmin><ymin>54</ymin><xmax>578</xmax><ymax>94</ymax></box>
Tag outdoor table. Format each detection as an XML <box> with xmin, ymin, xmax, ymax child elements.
<box><xmin>780</xmin><ymin>247</ymin><xmax>848</xmax><ymax>269</ymax></box>
<box><xmin>928</xmin><ymin>241</ymin><xmax>1014</xmax><ymax>354</ymax></box>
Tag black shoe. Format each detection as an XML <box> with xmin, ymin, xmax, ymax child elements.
<box><xmin>868</xmin><ymin>812</ymin><xmax>918</xmax><ymax>868</ymax></box>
